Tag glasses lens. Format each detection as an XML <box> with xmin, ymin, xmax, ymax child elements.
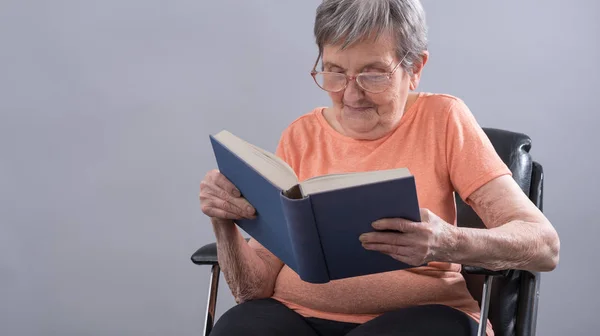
<box><xmin>357</xmin><ymin>74</ymin><xmax>391</xmax><ymax>93</ymax></box>
<box><xmin>313</xmin><ymin>73</ymin><xmax>346</xmax><ymax>92</ymax></box>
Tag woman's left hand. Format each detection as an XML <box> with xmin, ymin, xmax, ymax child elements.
<box><xmin>359</xmin><ymin>208</ymin><xmax>458</xmax><ymax>266</ymax></box>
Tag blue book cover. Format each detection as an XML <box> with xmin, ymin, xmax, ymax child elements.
<box><xmin>209</xmin><ymin>130</ymin><xmax>422</xmax><ymax>283</ymax></box>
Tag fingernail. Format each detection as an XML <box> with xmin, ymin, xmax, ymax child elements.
<box><xmin>246</xmin><ymin>205</ymin><xmax>254</xmax><ymax>214</ymax></box>
<box><xmin>232</xmin><ymin>189</ymin><xmax>241</xmax><ymax>197</ymax></box>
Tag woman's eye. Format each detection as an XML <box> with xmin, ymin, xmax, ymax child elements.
<box><xmin>363</xmin><ymin>68</ymin><xmax>386</xmax><ymax>74</ymax></box>
<box><xmin>362</xmin><ymin>74</ymin><xmax>387</xmax><ymax>82</ymax></box>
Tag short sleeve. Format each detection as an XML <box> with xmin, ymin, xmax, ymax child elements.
<box><xmin>445</xmin><ymin>98</ymin><xmax>512</xmax><ymax>203</ymax></box>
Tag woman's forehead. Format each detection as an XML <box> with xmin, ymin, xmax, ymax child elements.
<box><xmin>322</xmin><ymin>30</ymin><xmax>397</xmax><ymax>56</ymax></box>
<box><xmin>321</xmin><ymin>40</ymin><xmax>397</xmax><ymax>66</ymax></box>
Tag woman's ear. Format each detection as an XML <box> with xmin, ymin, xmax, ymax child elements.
<box><xmin>410</xmin><ymin>51</ymin><xmax>429</xmax><ymax>90</ymax></box>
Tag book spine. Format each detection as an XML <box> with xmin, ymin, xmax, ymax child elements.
<box><xmin>280</xmin><ymin>193</ymin><xmax>330</xmax><ymax>284</ymax></box>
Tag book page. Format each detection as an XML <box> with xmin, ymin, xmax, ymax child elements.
<box><xmin>299</xmin><ymin>168</ymin><xmax>412</xmax><ymax>196</ymax></box>
<box><xmin>213</xmin><ymin>130</ymin><xmax>299</xmax><ymax>191</ymax></box>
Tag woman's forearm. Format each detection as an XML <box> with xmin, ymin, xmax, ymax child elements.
<box><xmin>445</xmin><ymin>175</ymin><xmax>560</xmax><ymax>272</ymax></box>
<box><xmin>212</xmin><ymin>219</ymin><xmax>279</xmax><ymax>303</ymax></box>
<box><xmin>450</xmin><ymin>219</ymin><xmax>560</xmax><ymax>272</ymax></box>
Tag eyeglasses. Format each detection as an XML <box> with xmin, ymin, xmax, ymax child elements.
<box><xmin>310</xmin><ymin>52</ymin><xmax>408</xmax><ymax>94</ymax></box>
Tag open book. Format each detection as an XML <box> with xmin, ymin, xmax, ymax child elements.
<box><xmin>210</xmin><ymin>130</ymin><xmax>422</xmax><ymax>283</ymax></box>
<box><xmin>213</xmin><ymin>130</ymin><xmax>413</xmax><ymax>197</ymax></box>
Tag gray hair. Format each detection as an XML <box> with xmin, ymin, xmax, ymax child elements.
<box><xmin>314</xmin><ymin>0</ymin><xmax>428</xmax><ymax>75</ymax></box>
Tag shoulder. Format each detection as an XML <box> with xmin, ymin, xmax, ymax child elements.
<box><xmin>417</xmin><ymin>93</ymin><xmax>483</xmax><ymax>134</ymax></box>
<box><xmin>419</xmin><ymin>92</ymin><xmax>463</xmax><ymax>105</ymax></box>
<box><xmin>409</xmin><ymin>92</ymin><xmax>478</xmax><ymax>138</ymax></box>
<box><xmin>417</xmin><ymin>92</ymin><xmax>473</xmax><ymax>117</ymax></box>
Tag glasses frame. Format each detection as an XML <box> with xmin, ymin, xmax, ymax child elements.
<box><xmin>310</xmin><ymin>52</ymin><xmax>408</xmax><ymax>94</ymax></box>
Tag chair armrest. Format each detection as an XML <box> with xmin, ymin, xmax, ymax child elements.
<box><xmin>191</xmin><ymin>242</ymin><xmax>218</xmax><ymax>265</ymax></box>
<box><xmin>191</xmin><ymin>239</ymin><xmax>250</xmax><ymax>266</ymax></box>
<box><xmin>463</xmin><ymin>265</ymin><xmax>511</xmax><ymax>277</ymax></box>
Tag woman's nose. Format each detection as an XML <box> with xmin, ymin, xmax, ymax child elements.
<box><xmin>343</xmin><ymin>77</ymin><xmax>365</xmax><ymax>101</ymax></box>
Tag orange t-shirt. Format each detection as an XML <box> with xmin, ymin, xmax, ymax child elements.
<box><xmin>268</xmin><ymin>92</ymin><xmax>511</xmax><ymax>335</ymax></box>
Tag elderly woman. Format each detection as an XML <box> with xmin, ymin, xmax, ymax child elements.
<box><xmin>199</xmin><ymin>0</ymin><xmax>560</xmax><ymax>335</ymax></box>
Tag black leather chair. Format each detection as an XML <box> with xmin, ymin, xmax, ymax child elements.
<box><xmin>191</xmin><ymin>127</ymin><xmax>543</xmax><ymax>336</ymax></box>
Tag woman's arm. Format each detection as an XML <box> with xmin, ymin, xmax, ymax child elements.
<box><xmin>212</xmin><ymin>218</ymin><xmax>284</xmax><ymax>303</ymax></box>
<box><xmin>359</xmin><ymin>175</ymin><xmax>560</xmax><ymax>272</ymax></box>
<box><xmin>451</xmin><ymin>174</ymin><xmax>560</xmax><ymax>272</ymax></box>
<box><xmin>200</xmin><ymin>168</ymin><xmax>284</xmax><ymax>304</ymax></box>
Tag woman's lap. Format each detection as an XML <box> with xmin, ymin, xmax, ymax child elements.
<box><xmin>346</xmin><ymin>304</ymin><xmax>478</xmax><ymax>336</ymax></box>
<box><xmin>210</xmin><ymin>298</ymin><xmax>478</xmax><ymax>336</ymax></box>
<box><xmin>209</xmin><ymin>298</ymin><xmax>356</xmax><ymax>336</ymax></box>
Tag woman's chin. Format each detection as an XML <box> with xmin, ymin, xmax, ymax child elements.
<box><xmin>339</xmin><ymin>109</ymin><xmax>377</xmax><ymax>133</ymax></box>
<box><xmin>342</xmin><ymin>106</ymin><xmax>376</xmax><ymax>119</ymax></box>
<box><xmin>339</xmin><ymin>118</ymin><xmax>381</xmax><ymax>139</ymax></box>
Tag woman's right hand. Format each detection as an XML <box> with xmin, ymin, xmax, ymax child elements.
<box><xmin>199</xmin><ymin>169</ymin><xmax>256</xmax><ymax>222</ymax></box>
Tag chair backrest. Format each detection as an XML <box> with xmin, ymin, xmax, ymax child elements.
<box><xmin>456</xmin><ymin>128</ymin><xmax>542</xmax><ymax>336</ymax></box>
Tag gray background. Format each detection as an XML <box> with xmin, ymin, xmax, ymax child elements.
<box><xmin>1</xmin><ymin>0</ymin><xmax>598</xmax><ymax>335</ymax></box>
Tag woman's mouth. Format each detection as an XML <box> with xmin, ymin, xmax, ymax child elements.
<box><xmin>345</xmin><ymin>105</ymin><xmax>373</xmax><ymax>112</ymax></box>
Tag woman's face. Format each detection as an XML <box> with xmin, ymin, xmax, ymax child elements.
<box><xmin>321</xmin><ymin>32</ymin><xmax>426</xmax><ymax>140</ymax></box>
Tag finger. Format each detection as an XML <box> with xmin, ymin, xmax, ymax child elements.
<box><xmin>372</xmin><ymin>218</ymin><xmax>418</xmax><ymax>232</ymax></box>
<box><xmin>201</xmin><ymin>198</ymin><xmax>257</xmax><ymax>220</ymax></box>
<box><xmin>419</xmin><ymin>208</ymin><xmax>433</xmax><ymax>222</ymax></box>
<box><xmin>362</xmin><ymin>243</ymin><xmax>407</xmax><ymax>256</ymax></box>
<box><xmin>359</xmin><ymin>232</ymin><xmax>411</xmax><ymax>246</ymax></box>
<box><xmin>201</xmin><ymin>202</ymin><xmax>244</xmax><ymax>220</ymax></box>
<box><xmin>208</xmin><ymin>170</ymin><xmax>241</xmax><ymax>198</ymax></box>
<box><xmin>206</xmin><ymin>172</ymin><xmax>256</xmax><ymax>216</ymax></box>
<box><xmin>201</xmin><ymin>200</ymin><xmax>242</xmax><ymax>220</ymax></box>
<box><xmin>201</xmin><ymin>182</ymin><xmax>256</xmax><ymax>218</ymax></box>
